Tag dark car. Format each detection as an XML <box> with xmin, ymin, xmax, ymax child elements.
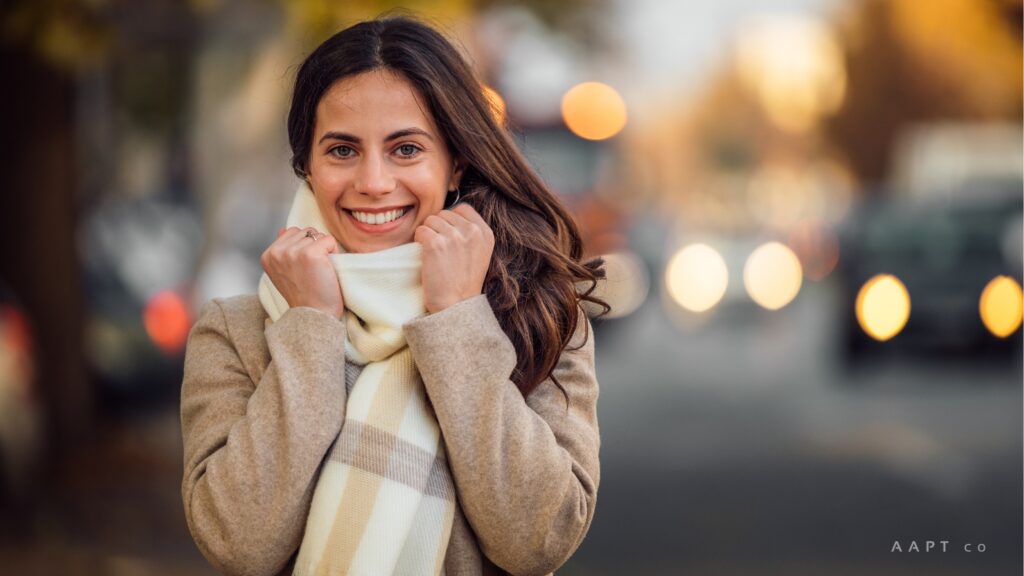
<box><xmin>834</xmin><ymin>185</ymin><xmax>1022</xmax><ymax>367</ymax></box>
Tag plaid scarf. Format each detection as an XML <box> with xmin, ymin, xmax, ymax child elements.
<box><xmin>258</xmin><ymin>183</ymin><xmax>456</xmax><ymax>575</ymax></box>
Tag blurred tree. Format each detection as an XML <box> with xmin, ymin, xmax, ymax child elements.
<box><xmin>827</xmin><ymin>0</ymin><xmax>1023</xmax><ymax>186</ymax></box>
<box><xmin>0</xmin><ymin>0</ymin><xmax>110</xmax><ymax>70</ymax></box>
<box><xmin>0</xmin><ymin>36</ymin><xmax>91</xmax><ymax>480</ymax></box>
<box><xmin>275</xmin><ymin>0</ymin><xmax>609</xmax><ymax>56</ymax></box>
<box><xmin>0</xmin><ymin>0</ymin><xmax>199</xmax><ymax>476</ymax></box>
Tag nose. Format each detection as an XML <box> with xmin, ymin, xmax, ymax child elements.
<box><xmin>354</xmin><ymin>152</ymin><xmax>395</xmax><ymax>197</ymax></box>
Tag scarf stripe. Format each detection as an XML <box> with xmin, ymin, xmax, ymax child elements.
<box><xmin>327</xmin><ymin>421</ymin><xmax>454</xmax><ymax>499</ymax></box>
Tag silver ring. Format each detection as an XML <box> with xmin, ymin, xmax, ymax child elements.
<box><xmin>304</xmin><ymin>230</ymin><xmax>319</xmax><ymax>240</ymax></box>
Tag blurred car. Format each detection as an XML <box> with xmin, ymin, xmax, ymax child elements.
<box><xmin>834</xmin><ymin>183</ymin><xmax>1023</xmax><ymax>367</ymax></box>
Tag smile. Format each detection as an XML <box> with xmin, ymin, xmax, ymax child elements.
<box><xmin>344</xmin><ymin>206</ymin><xmax>412</xmax><ymax>233</ymax></box>
<box><xmin>348</xmin><ymin>206</ymin><xmax>410</xmax><ymax>224</ymax></box>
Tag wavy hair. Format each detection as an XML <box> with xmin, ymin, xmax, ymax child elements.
<box><xmin>287</xmin><ymin>15</ymin><xmax>608</xmax><ymax>401</ymax></box>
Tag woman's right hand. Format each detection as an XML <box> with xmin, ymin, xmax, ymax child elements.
<box><xmin>260</xmin><ymin>227</ymin><xmax>345</xmax><ymax>319</ymax></box>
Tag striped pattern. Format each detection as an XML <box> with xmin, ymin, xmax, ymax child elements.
<box><xmin>257</xmin><ymin>183</ymin><xmax>454</xmax><ymax>576</ymax></box>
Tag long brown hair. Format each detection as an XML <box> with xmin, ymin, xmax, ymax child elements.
<box><xmin>287</xmin><ymin>15</ymin><xmax>608</xmax><ymax>400</ymax></box>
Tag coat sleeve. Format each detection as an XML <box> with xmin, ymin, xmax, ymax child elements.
<box><xmin>180</xmin><ymin>299</ymin><xmax>349</xmax><ymax>576</ymax></box>
<box><xmin>403</xmin><ymin>294</ymin><xmax>600</xmax><ymax>576</ymax></box>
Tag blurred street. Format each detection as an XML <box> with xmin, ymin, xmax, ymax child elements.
<box><xmin>574</xmin><ymin>263</ymin><xmax>1022</xmax><ymax>575</ymax></box>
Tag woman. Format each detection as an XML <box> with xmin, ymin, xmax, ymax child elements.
<box><xmin>180</xmin><ymin>15</ymin><xmax>606</xmax><ymax>576</ymax></box>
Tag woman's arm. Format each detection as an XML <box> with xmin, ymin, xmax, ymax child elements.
<box><xmin>404</xmin><ymin>295</ymin><xmax>600</xmax><ymax>576</ymax></box>
<box><xmin>180</xmin><ymin>299</ymin><xmax>349</xmax><ymax>576</ymax></box>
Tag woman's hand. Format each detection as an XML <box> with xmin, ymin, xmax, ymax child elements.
<box><xmin>260</xmin><ymin>227</ymin><xmax>345</xmax><ymax>319</ymax></box>
<box><xmin>415</xmin><ymin>204</ymin><xmax>495</xmax><ymax>314</ymax></box>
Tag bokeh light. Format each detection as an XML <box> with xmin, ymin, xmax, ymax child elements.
<box><xmin>736</xmin><ymin>16</ymin><xmax>846</xmax><ymax>133</ymax></box>
<box><xmin>143</xmin><ymin>290</ymin><xmax>192</xmax><ymax>355</ymax></box>
<box><xmin>743</xmin><ymin>242</ymin><xmax>803</xmax><ymax>310</ymax></box>
<box><xmin>0</xmin><ymin>304</ymin><xmax>35</xmax><ymax>394</ymax></box>
<box><xmin>855</xmin><ymin>274</ymin><xmax>911</xmax><ymax>341</ymax></box>
<box><xmin>561</xmin><ymin>81</ymin><xmax>627</xmax><ymax>141</ymax></box>
<box><xmin>665</xmin><ymin>243</ymin><xmax>729</xmax><ymax>313</ymax></box>
<box><xmin>979</xmin><ymin>275</ymin><xmax>1023</xmax><ymax>338</ymax></box>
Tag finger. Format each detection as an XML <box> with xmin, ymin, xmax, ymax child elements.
<box><xmin>451</xmin><ymin>203</ymin><xmax>486</xmax><ymax>226</ymax></box>
<box><xmin>313</xmin><ymin>232</ymin><xmax>338</xmax><ymax>253</ymax></box>
<box><xmin>414</xmin><ymin>224</ymin><xmax>441</xmax><ymax>244</ymax></box>
<box><xmin>269</xmin><ymin>227</ymin><xmax>303</xmax><ymax>252</ymax></box>
<box><xmin>296</xmin><ymin>228</ymin><xmax>335</xmax><ymax>252</ymax></box>
<box><xmin>448</xmin><ymin>205</ymin><xmax>492</xmax><ymax>242</ymax></box>
<box><xmin>422</xmin><ymin>213</ymin><xmax>457</xmax><ymax>234</ymax></box>
<box><xmin>278</xmin><ymin>226</ymin><xmax>307</xmax><ymax>242</ymax></box>
<box><xmin>280</xmin><ymin>227</ymin><xmax>323</xmax><ymax>253</ymax></box>
<box><xmin>436</xmin><ymin>209</ymin><xmax>473</xmax><ymax>233</ymax></box>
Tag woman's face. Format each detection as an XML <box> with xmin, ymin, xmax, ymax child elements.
<box><xmin>307</xmin><ymin>69</ymin><xmax>463</xmax><ymax>253</ymax></box>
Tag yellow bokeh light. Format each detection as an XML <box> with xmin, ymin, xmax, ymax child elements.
<box><xmin>482</xmin><ymin>85</ymin><xmax>506</xmax><ymax>126</ymax></box>
<box><xmin>736</xmin><ymin>16</ymin><xmax>846</xmax><ymax>133</ymax></box>
<box><xmin>855</xmin><ymin>274</ymin><xmax>911</xmax><ymax>342</ymax></box>
<box><xmin>743</xmin><ymin>242</ymin><xmax>803</xmax><ymax>310</ymax></box>
<box><xmin>665</xmin><ymin>243</ymin><xmax>729</xmax><ymax>313</ymax></box>
<box><xmin>979</xmin><ymin>275</ymin><xmax>1023</xmax><ymax>338</ymax></box>
<box><xmin>561</xmin><ymin>81</ymin><xmax>627</xmax><ymax>141</ymax></box>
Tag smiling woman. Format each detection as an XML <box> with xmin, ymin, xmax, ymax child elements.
<box><xmin>308</xmin><ymin>70</ymin><xmax>461</xmax><ymax>254</ymax></box>
<box><xmin>179</xmin><ymin>14</ymin><xmax>608</xmax><ymax>576</ymax></box>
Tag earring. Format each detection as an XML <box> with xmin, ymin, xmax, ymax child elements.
<box><xmin>445</xmin><ymin>187</ymin><xmax>461</xmax><ymax>208</ymax></box>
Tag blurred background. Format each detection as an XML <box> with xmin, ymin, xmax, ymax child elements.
<box><xmin>0</xmin><ymin>0</ymin><xmax>1021</xmax><ymax>574</ymax></box>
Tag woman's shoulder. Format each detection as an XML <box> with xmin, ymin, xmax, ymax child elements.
<box><xmin>193</xmin><ymin>293</ymin><xmax>269</xmax><ymax>340</ymax></box>
<box><xmin>187</xmin><ymin>294</ymin><xmax>272</xmax><ymax>377</ymax></box>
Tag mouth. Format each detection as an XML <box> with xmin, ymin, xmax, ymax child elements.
<box><xmin>343</xmin><ymin>205</ymin><xmax>413</xmax><ymax>233</ymax></box>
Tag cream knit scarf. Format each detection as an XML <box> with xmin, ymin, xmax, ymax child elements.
<box><xmin>258</xmin><ymin>183</ymin><xmax>455</xmax><ymax>576</ymax></box>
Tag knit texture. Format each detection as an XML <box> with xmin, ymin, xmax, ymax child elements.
<box><xmin>258</xmin><ymin>183</ymin><xmax>454</xmax><ymax>575</ymax></box>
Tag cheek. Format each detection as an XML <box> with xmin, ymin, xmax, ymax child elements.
<box><xmin>311</xmin><ymin>168</ymin><xmax>348</xmax><ymax>191</ymax></box>
<box><xmin>310</xmin><ymin>172</ymin><xmax>348</xmax><ymax>206</ymax></box>
<box><xmin>410</xmin><ymin>189</ymin><xmax>446</xmax><ymax>229</ymax></box>
<box><xmin>409</xmin><ymin>165</ymin><xmax>450</xmax><ymax>214</ymax></box>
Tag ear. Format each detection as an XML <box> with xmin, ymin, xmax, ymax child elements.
<box><xmin>450</xmin><ymin>158</ymin><xmax>467</xmax><ymax>190</ymax></box>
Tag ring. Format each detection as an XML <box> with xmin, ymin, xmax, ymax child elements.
<box><xmin>304</xmin><ymin>230</ymin><xmax>319</xmax><ymax>240</ymax></box>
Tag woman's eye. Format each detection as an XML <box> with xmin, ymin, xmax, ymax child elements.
<box><xmin>329</xmin><ymin>145</ymin><xmax>354</xmax><ymax>158</ymax></box>
<box><xmin>397</xmin><ymin>144</ymin><xmax>420</xmax><ymax>158</ymax></box>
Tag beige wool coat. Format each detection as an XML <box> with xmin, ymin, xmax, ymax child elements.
<box><xmin>179</xmin><ymin>293</ymin><xmax>600</xmax><ymax>576</ymax></box>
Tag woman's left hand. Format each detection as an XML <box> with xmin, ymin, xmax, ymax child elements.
<box><xmin>415</xmin><ymin>203</ymin><xmax>495</xmax><ymax>314</ymax></box>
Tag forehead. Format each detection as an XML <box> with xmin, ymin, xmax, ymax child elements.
<box><xmin>314</xmin><ymin>70</ymin><xmax>437</xmax><ymax>134</ymax></box>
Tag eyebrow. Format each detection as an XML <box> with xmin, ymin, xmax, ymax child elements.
<box><xmin>318</xmin><ymin>128</ymin><xmax>434</xmax><ymax>145</ymax></box>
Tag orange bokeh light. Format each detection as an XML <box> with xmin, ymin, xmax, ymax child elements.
<box><xmin>143</xmin><ymin>290</ymin><xmax>191</xmax><ymax>355</ymax></box>
<box><xmin>561</xmin><ymin>81</ymin><xmax>627</xmax><ymax>141</ymax></box>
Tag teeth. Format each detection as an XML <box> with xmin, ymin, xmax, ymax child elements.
<box><xmin>350</xmin><ymin>207</ymin><xmax>407</xmax><ymax>225</ymax></box>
